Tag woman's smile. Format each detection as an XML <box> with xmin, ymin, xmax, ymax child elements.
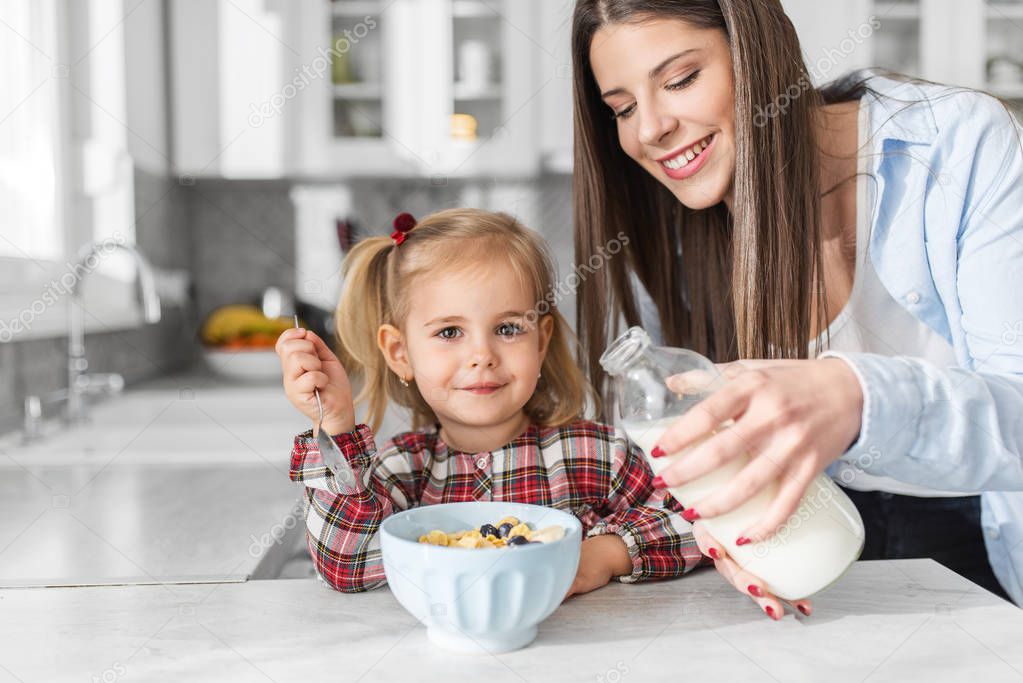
<box><xmin>656</xmin><ymin>132</ymin><xmax>717</xmax><ymax>180</ymax></box>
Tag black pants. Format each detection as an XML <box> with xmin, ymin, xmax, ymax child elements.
<box><xmin>841</xmin><ymin>486</ymin><xmax>1011</xmax><ymax>601</ymax></box>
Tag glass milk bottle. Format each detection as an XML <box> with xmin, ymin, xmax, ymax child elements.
<box><xmin>600</xmin><ymin>327</ymin><xmax>864</xmax><ymax>600</ymax></box>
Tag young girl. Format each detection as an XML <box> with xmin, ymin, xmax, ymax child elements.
<box><xmin>276</xmin><ymin>208</ymin><xmax>705</xmax><ymax>595</ymax></box>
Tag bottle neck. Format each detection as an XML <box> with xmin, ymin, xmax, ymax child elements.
<box><xmin>600</xmin><ymin>327</ymin><xmax>652</xmax><ymax>377</ymax></box>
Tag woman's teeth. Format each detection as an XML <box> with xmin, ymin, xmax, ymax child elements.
<box><xmin>662</xmin><ymin>135</ymin><xmax>712</xmax><ymax>170</ymax></box>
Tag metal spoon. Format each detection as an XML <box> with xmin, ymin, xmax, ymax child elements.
<box><xmin>293</xmin><ymin>315</ymin><xmax>356</xmax><ymax>488</ymax></box>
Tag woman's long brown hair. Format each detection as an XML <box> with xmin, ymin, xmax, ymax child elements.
<box><xmin>573</xmin><ymin>0</ymin><xmax>827</xmax><ymax>417</ymax></box>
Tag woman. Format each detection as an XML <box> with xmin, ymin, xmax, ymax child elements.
<box><xmin>572</xmin><ymin>0</ymin><xmax>1023</xmax><ymax>618</ymax></box>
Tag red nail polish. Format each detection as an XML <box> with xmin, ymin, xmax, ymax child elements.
<box><xmin>651</xmin><ymin>475</ymin><xmax>667</xmax><ymax>489</ymax></box>
<box><xmin>707</xmin><ymin>547</ymin><xmax>720</xmax><ymax>560</ymax></box>
<box><xmin>682</xmin><ymin>508</ymin><xmax>701</xmax><ymax>522</ymax></box>
<box><xmin>650</xmin><ymin>446</ymin><xmax>666</xmax><ymax>458</ymax></box>
<box><xmin>797</xmin><ymin>604</ymin><xmax>810</xmax><ymax>616</ymax></box>
<box><xmin>765</xmin><ymin>605</ymin><xmax>777</xmax><ymax>620</ymax></box>
<box><xmin>748</xmin><ymin>584</ymin><xmax>763</xmax><ymax>598</ymax></box>
<box><xmin>736</xmin><ymin>536</ymin><xmax>751</xmax><ymax>546</ymax></box>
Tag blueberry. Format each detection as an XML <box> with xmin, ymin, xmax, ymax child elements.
<box><xmin>479</xmin><ymin>524</ymin><xmax>499</xmax><ymax>538</ymax></box>
<box><xmin>507</xmin><ymin>535</ymin><xmax>529</xmax><ymax>546</ymax></box>
<box><xmin>498</xmin><ymin>523</ymin><xmax>514</xmax><ymax>538</ymax></box>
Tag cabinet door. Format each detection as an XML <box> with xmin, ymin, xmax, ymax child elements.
<box><xmin>170</xmin><ymin>0</ymin><xmax>301</xmax><ymax>178</ymax></box>
<box><xmin>419</xmin><ymin>0</ymin><xmax>542</xmax><ymax>178</ymax></box>
<box><xmin>281</xmin><ymin>0</ymin><xmax>547</xmax><ymax>178</ymax></box>
<box><xmin>293</xmin><ymin>0</ymin><xmax>408</xmax><ymax>176</ymax></box>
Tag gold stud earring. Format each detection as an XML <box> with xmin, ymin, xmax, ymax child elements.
<box><xmin>399</xmin><ymin>376</ymin><xmax>410</xmax><ymax>387</ymax></box>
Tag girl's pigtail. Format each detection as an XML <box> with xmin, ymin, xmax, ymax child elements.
<box><xmin>335</xmin><ymin>236</ymin><xmax>394</xmax><ymax>432</ymax></box>
<box><xmin>534</xmin><ymin>310</ymin><xmax>598</xmax><ymax>425</ymax></box>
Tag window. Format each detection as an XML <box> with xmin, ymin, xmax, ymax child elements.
<box><xmin>0</xmin><ymin>0</ymin><xmax>142</xmax><ymax>342</ymax></box>
<box><xmin>0</xmin><ymin>0</ymin><xmax>64</xmax><ymax>263</ymax></box>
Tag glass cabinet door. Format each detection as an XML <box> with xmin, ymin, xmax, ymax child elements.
<box><xmin>329</xmin><ymin>1</ymin><xmax>386</xmax><ymax>140</ymax></box>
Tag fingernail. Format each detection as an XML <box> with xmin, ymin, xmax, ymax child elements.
<box><xmin>707</xmin><ymin>547</ymin><xmax>720</xmax><ymax>560</ymax></box>
<box><xmin>650</xmin><ymin>446</ymin><xmax>667</xmax><ymax>458</ymax></box>
<box><xmin>736</xmin><ymin>536</ymin><xmax>751</xmax><ymax>546</ymax></box>
<box><xmin>681</xmin><ymin>508</ymin><xmax>701</xmax><ymax>522</ymax></box>
<box><xmin>651</xmin><ymin>476</ymin><xmax>667</xmax><ymax>489</ymax></box>
<box><xmin>748</xmin><ymin>584</ymin><xmax>763</xmax><ymax>598</ymax></box>
<box><xmin>765</xmin><ymin>605</ymin><xmax>778</xmax><ymax>620</ymax></box>
<box><xmin>797</xmin><ymin>604</ymin><xmax>811</xmax><ymax>616</ymax></box>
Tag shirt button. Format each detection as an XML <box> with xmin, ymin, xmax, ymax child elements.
<box><xmin>906</xmin><ymin>291</ymin><xmax>921</xmax><ymax>305</ymax></box>
<box><xmin>986</xmin><ymin>527</ymin><xmax>1001</xmax><ymax>541</ymax></box>
<box><xmin>475</xmin><ymin>454</ymin><xmax>491</xmax><ymax>469</ymax></box>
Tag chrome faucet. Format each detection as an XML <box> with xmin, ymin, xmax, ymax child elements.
<box><xmin>22</xmin><ymin>242</ymin><xmax>162</xmax><ymax>439</ymax></box>
<box><xmin>64</xmin><ymin>241</ymin><xmax>162</xmax><ymax>423</ymax></box>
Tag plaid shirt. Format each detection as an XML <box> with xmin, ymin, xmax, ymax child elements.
<box><xmin>289</xmin><ymin>418</ymin><xmax>706</xmax><ymax>593</ymax></box>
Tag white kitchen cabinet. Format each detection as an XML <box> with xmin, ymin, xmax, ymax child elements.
<box><xmin>171</xmin><ymin>0</ymin><xmax>549</xmax><ymax>178</ymax></box>
<box><xmin>168</xmin><ymin>1</ymin><xmax>1022</xmax><ymax>179</ymax></box>
<box><xmin>294</xmin><ymin>0</ymin><xmax>547</xmax><ymax>178</ymax></box>
<box><xmin>290</xmin><ymin>0</ymin><xmax>400</xmax><ymax>176</ymax></box>
<box><xmin>169</xmin><ymin>0</ymin><xmax>305</xmax><ymax>178</ymax></box>
<box><xmin>869</xmin><ymin>0</ymin><xmax>1022</xmax><ymax>102</ymax></box>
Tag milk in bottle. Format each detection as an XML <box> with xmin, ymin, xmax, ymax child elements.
<box><xmin>600</xmin><ymin>327</ymin><xmax>864</xmax><ymax>600</ymax></box>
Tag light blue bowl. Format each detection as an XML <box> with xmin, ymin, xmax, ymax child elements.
<box><xmin>380</xmin><ymin>501</ymin><xmax>582</xmax><ymax>653</ymax></box>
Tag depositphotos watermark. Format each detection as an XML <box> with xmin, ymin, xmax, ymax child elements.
<box><xmin>834</xmin><ymin>445</ymin><xmax>883</xmax><ymax>487</ymax></box>
<box><xmin>248</xmin><ymin>15</ymin><xmax>378</xmax><ymax>128</ymax></box>
<box><xmin>749</xmin><ymin>473</ymin><xmax>865</xmax><ymax>560</ymax></box>
<box><xmin>248</xmin><ymin>498</ymin><xmax>305</xmax><ymax>558</ymax></box>
<box><xmin>521</xmin><ymin>230</ymin><xmax>631</xmax><ymax>331</ymax></box>
<box><xmin>0</xmin><ymin>232</ymin><xmax>128</xmax><ymax>343</ymax></box>
<box><xmin>596</xmin><ymin>660</ymin><xmax>630</xmax><ymax>683</ymax></box>
<box><xmin>90</xmin><ymin>661</ymin><xmax>127</xmax><ymax>683</ymax></box>
<box><xmin>1002</xmin><ymin>320</ymin><xmax>1023</xmax><ymax>346</ymax></box>
<box><xmin>753</xmin><ymin>16</ymin><xmax>881</xmax><ymax>127</ymax></box>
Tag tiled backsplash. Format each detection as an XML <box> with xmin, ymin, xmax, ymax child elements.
<box><xmin>188</xmin><ymin>180</ymin><xmax>296</xmax><ymax>323</ymax></box>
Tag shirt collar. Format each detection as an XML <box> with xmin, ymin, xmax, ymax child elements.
<box><xmin>431</xmin><ymin>421</ymin><xmax>539</xmax><ymax>458</ymax></box>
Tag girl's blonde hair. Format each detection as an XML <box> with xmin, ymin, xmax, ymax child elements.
<box><xmin>335</xmin><ymin>208</ymin><xmax>596</xmax><ymax>432</ymax></box>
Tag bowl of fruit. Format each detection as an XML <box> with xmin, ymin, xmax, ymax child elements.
<box><xmin>380</xmin><ymin>501</ymin><xmax>582</xmax><ymax>653</ymax></box>
<box><xmin>200</xmin><ymin>305</ymin><xmax>295</xmax><ymax>381</ymax></box>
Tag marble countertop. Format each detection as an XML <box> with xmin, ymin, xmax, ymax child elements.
<box><xmin>1</xmin><ymin>559</ymin><xmax>1020</xmax><ymax>683</ymax></box>
<box><xmin>0</xmin><ymin>373</ymin><xmax>310</xmax><ymax>587</ymax></box>
<box><xmin>0</xmin><ymin>464</ymin><xmax>305</xmax><ymax>587</ymax></box>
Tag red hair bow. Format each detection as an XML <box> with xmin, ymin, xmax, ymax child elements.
<box><xmin>390</xmin><ymin>212</ymin><xmax>416</xmax><ymax>246</ymax></box>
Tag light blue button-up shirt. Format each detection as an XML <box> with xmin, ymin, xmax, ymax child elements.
<box><xmin>633</xmin><ymin>73</ymin><xmax>1023</xmax><ymax>604</ymax></box>
<box><xmin>817</xmin><ymin>75</ymin><xmax>1023</xmax><ymax>605</ymax></box>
